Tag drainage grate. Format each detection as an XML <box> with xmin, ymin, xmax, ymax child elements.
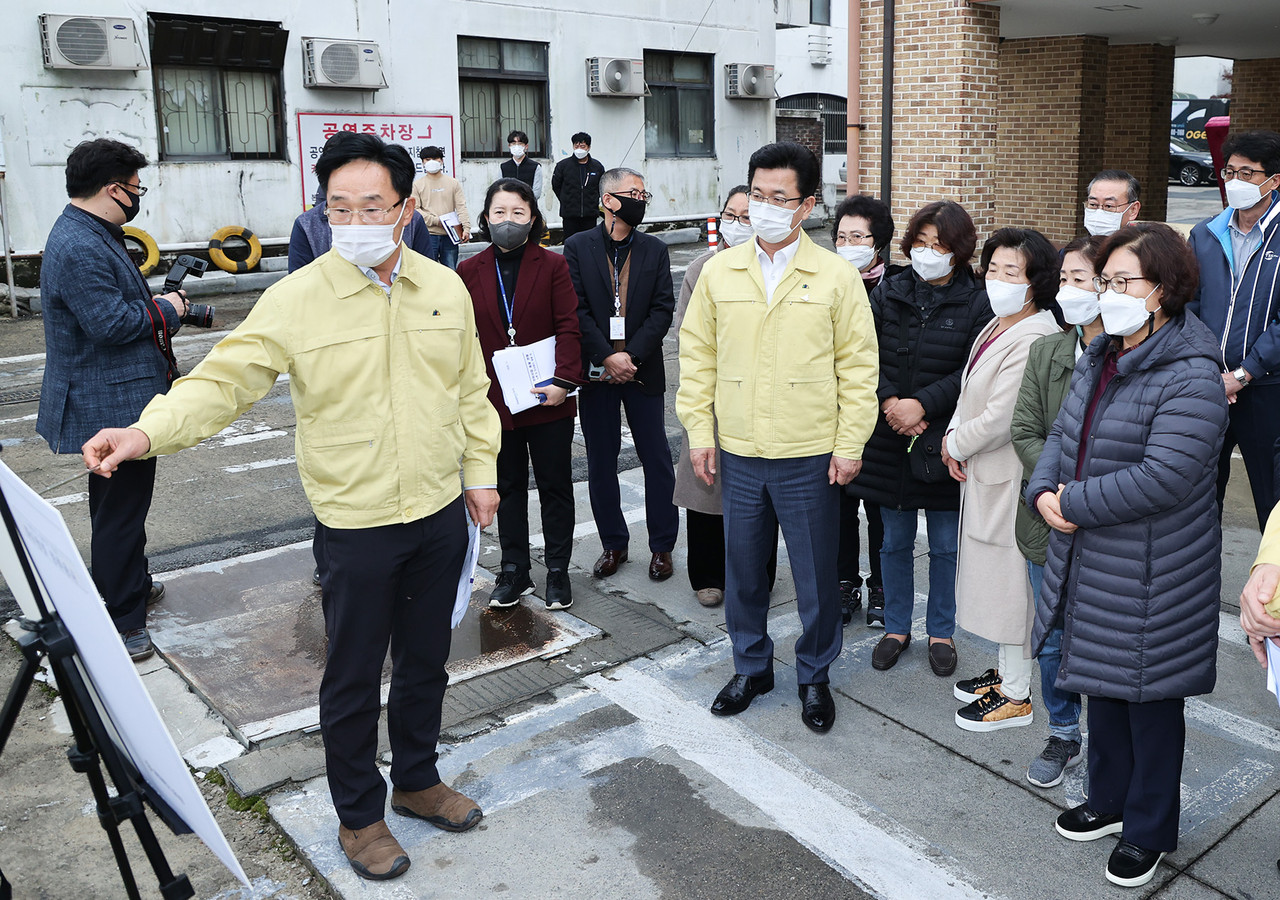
<box><xmin>0</xmin><ymin>389</ymin><xmax>39</xmax><ymax>406</ymax></box>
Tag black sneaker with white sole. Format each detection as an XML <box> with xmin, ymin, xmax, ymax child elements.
<box><xmin>488</xmin><ymin>568</ymin><xmax>534</xmax><ymax>608</ymax></box>
<box><xmin>840</xmin><ymin>581</ymin><xmax>862</xmax><ymax>625</ymax></box>
<box><xmin>1106</xmin><ymin>841</ymin><xmax>1166</xmax><ymax>888</ymax></box>
<box><xmin>544</xmin><ymin>569</ymin><xmax>573</xmax><ymax>610</ymax></box>
<box><xmin>865</xmin><ymin>586</ymin><xmax>885</xmax><ymax>628</ymax></box>
<box><xmin>1054</xmin><ymin>803</ymin><xmax>1123</xmax><ymax>842</ymax></box>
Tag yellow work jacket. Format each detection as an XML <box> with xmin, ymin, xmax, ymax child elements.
<box><xmin>676</xmin><ymin>231</ymin><xmax>879</xmax><ymax>460</ymax></box>
<box><xmin>135</xmin><ymin>248</ymin><xmax>500</xmax><ymax>529</ymax></box>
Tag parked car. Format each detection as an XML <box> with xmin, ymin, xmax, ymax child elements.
<box><xmin>1169</xmin><ymin>138</ymin><xmax>1217</xmax><ymax>186</ymax></box>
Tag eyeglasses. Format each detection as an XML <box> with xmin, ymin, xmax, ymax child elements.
<box><xmin>749</xmin><ymin>191</ymin><xmax>804</xmax><ymax>209</ymax></box>
<box><xmin>1093</xmin><ymin>274</ymin><xmax>1155</xmax><ymax>294</ymax></box>
<box><xmin>112</xmin><ymin>181</ymin><xmax>148</xmax><ymax>197</ymax></box>
<box><xmin>609</xmin><ymin>190</ymin><xmax>653</xmax><ymax>204</ymax></box>
<box><xmin>1220</xmin><ymin>166</ymin><xmax>1272</xmax><ymax>182</ymax></box>
<box><xmin>323</xmin><ymin>198</ymin><xmax>405</xmax><ymax>225</ymax></box>
<box><xmin>836</xmin><ymin>231</ymin><xmax>875</xmax><ymax>245</ymax></box>
<box><xmin>721</xmin><ymin>211</ymin><xmax>751</xmax><ymax>225</ymax></box>
<box><xmin>1084</xmin><ymin>200</ymin><xmax>1132</xmax><ymax>212</ymax></box>
<box><xmin>911</xmin><ymin>238</ymin><xmax>950</xmax><ymax>253</ymax></box>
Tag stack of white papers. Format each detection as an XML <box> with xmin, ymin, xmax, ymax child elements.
<box><xmin>491</xmin><ymin>336</ymin><xmax>561</xmax><ymax>415</ymax></box>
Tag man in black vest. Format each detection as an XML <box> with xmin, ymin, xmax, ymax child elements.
<box><xmin>565</xmin><ymin>167</ymin><xmax>679</xmax><ymax>582</ymax></box>
<box><xmin>500</xmin><ymin>130</ymin><xmax>543</xmax><ymax>199</ymax></box>
<box><xmin>552</xmin><ymin>131</ymin><xmax>605</xmax><ymax>239</ymax></box>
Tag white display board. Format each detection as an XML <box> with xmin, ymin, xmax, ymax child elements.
<box><xmin>0</xmin><ymin>461</ymin><xmax>248</xmax><ymax>887</ymax></box>
<box><xmin>296</xmin><ymin>112</ymin><xmax>457</xmax><ymax>210</ymax></box>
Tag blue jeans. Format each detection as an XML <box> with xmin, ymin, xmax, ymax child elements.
<box><xmin>431</xmin><ymin>236</ymin><xmax>459</xmax><ymax>270</ymax></box>
<box><xmin>1028</xmin><ymin>560</ymin><xmax>1082</xmax><ymax>742</ymax></box>
<box><xmin>878</xmin><ymin>507</ymin><xmax>957</xmax><ymax>638</ymax></box>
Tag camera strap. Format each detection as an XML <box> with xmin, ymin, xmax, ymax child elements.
<box><xmin>143</xmin><ymin>297</ymin><xmax>180</xmax><ymax>383</ymax></box>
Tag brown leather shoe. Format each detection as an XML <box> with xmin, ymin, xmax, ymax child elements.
<box><xmin>592</xmin><ymin>549</ymin><xmax>628</xmax><ymax>578</ymax></box>
<box><xmin>391</xmin><ymin>782</ymin><xmax>483</xmax><ymax>832</ymax></box>
<box><xmin>648</xmin><ymin>551</ymin><xmax>674</xmax><ymax>581</ymax></box>
<box><xmin>338</xmin><ymin>820</ymin><xmax>410</xmax><ymax>880</ymax></box>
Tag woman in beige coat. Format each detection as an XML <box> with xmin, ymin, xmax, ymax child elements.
<box><xmin>672</xmin><ymin>186</ymin><xmax>776</xmax><ymax>606</ymax></box>
<box><xmin>941</xmin><ymin>227</ymin><xmax>1062</xmax><ymax>732</ymax></box>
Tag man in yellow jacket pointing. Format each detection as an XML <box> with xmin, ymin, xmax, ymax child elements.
<box><xmin>677</xmin><ymin>141</ymin><xmax>879</xmax><ymax>733</ymax></box>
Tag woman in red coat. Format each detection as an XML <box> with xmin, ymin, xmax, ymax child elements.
<box><xmin>458</xmin><ymin>178</ymin><xmax>582</xmax><ymax>610</ymax></box>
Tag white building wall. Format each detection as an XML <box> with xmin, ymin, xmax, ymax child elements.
<box><xmin>0</xmin><ymin>0</ymin><xmax>774</xmax><ymax>256</ymax></box>
<box><xmin>774</xmin><ymin>2</ymin><xmax>848</xmax><ymax>189</ymax></box>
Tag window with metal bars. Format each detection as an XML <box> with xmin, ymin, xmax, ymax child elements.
<box><xmin>458</xmin><ymin>37</ymin><xmax>549</xmax><ymax>159</ymax></box>
<box><xmin>149</xmin><ymin>13</ymin><xmax>287</xmax><ymax>161</ymax></box>
<box><xmin>777</xmin><ymin>93</ymin><xmax>847</xmax><ymax>155</ymax></box>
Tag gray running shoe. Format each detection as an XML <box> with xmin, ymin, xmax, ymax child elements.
<box><xmin>1027</xmin><ymin>736</ymin><xmax>1082</xmax><ymax>788</ymax></box>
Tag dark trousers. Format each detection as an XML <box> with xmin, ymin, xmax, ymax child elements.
<box><xmin>579</xmin><ymin>382</ymin><xmax>678</xmax><ymax>552</ymax></box>
<box><xmin>87</xmin><ymin>458</ymin><xmax>156</xmax><ymax>633</ymax></box>
<box><xmin>838</xmin><ymin>492</ymin><xmax>883</xmax><ymax>588</ymax></box>
<box><xmin>686</xmin><ymin>509</ymin><xmax>778</xmax><ymax>593</ymax></box>
<box><xmin>721</xmin><ymin>451</ymin><xmax>841</xmax><ymax>684</ymax></box>
<box><xmin>496</xmin><ymin>417</ymin><xmax>575</xmax><ymax>571</ymax></box>
<box><xmin>1216</xmin><ymin>382</ymin><xmax>1280</xmax><ymax>530</ymax></box>
<box><xmin>317</xmin><ymin>498</ymin><xmax>466</xmax><ymax>829</ymax></box>
<box><xmin>1087</xmin><ymin>695</ymin><xmax>1186</xmax><ymax>852</ymax></box>
<box><xmin>562</xmin><ymin>215</ymin><xmax>599</xmax><ymax>240</ymax></box>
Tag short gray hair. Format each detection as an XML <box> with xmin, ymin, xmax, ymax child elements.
<box><xmin>600</xmin><ymin>167</ymin><xmax>644</xmax><ymax>195</ymax></box>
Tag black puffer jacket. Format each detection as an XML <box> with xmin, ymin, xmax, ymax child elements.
<box><xmin>847</xmin><ymin>266</ymin><xmax>992</xmax><ymax>510</ymax></box>
<box><xmin>1027</xmin><ymin>312</ymin><xmax>1229</xmax><ymax>702</ymax></box>
<box><xmin>551</xmin><ymin>156</ymin><xmax>606</xmax><ymax>219</ymax></box>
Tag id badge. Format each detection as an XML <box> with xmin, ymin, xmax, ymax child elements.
<box><xmin>609</xmin><ymin>316</ymin><xmax>626</xmax><ymax>341</ymax></box>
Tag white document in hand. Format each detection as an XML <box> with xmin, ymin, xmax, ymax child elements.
<box><xmin>440</xmin><ymin>211</ymin><xmax>462</xmax><ymax>245</ymax></box>
<box><xmin>1266</xmin><ymin>638</ymin><xmax>1280</xmax><ymax>708</ymax></box>
<box><xmin>453</xmin><ymin>519</ymin><xmax>481</xmax><ymax>628</ymax></box>
<box><xmin>491</xmin><ymin>336</ymin><xmax>558</xmax><ymax>415</ymax></box>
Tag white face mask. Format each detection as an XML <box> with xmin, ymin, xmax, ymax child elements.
<box><xmin>1098</xmin><ymin>284</ymin><xmax>1158</xmax><ymax>337</ymax></box>
<box><xmin>573</xmin><ymin>148</ymin><xmax>589</xmax><ymax>159</ymax></box>
<box><xmin>837</xmin><ymin>245</ymin><xmax>877</xmax><ymax>270</ymax></box>
<box><xmin>1083</xmin><ymin>203</ymin><xmax>1134</xmax><ymax>237</ymax></box>
<box><xmin>1225</xmin><ymin>175</ymin><xmax>1275</xmax><ymax>211</ymax></box>
<box><xmin>422</xmin><ymin>160</ymin><xmax>443</xmax><ymax>174</ymax></box>
<box><xmin>986</xmin><ymin>278</ymin><xmax>1031</xmax><ymax>317</ymax></box>
<box><xmin>748</xmin><ymin>199</ymin><xmax>802</xmax><ymax>244</ymax></box>
<box><xmin>1056</xmin><ymin>284</ymin><xmax>1101</xmax><ymax>325</ymax></box>
<box><xmin>719</xmin><ymin>220</ymin><xmax>753</xmax><ymax>248</ymax></box>
<box><xmin>910</xmin><ymin>246</ymin><xmax>954</xmax><ymax>281</ymax></box>
<box><xmin>330</xmin><ymin>222</ymin><xmax>401</xmax><ymax>268</ymax></box>
<box><xmin>510</xmin><ymin>144</ymin><xmax>526</xmax><ymax>159</ymax></box>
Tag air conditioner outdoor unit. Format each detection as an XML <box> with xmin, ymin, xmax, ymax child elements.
<box><xmin>39</xmin><ymin>14</ymin><xmax>147</xmax><ymax>70</ymax></box>
<box><xmin>303</xmin><ymin>38</ymin><xmax>387</xmax><ymax>90</ymax></box>
<box><xmin>586</xmin><ymin>57</ymin><xmax>646</xmax><ymax>97</ymax></box>
<box><xmin>725</xmin><ymin>63</ymin><xmax>775</xmax><ymax>100</ymax></box>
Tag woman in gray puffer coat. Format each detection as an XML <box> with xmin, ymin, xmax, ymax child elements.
<box><xmin>1026</xmin><ymin>222</ymin><xmax>1228</xmax><ymax>890</ymax></box>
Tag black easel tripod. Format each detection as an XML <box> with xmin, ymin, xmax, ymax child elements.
<box><xmin>0</xmin><ymin>484</ymin><xmax>193</xmax><ymax>900</ymax></box>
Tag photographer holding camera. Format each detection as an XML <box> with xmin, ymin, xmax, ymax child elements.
<box><xmin>37</xmin><ymin>138</ymin><xmax>188</xmax><ymax>662</ymax></box>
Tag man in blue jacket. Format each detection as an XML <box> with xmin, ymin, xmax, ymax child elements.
<box><xmin>37</xmin><ymin>139</ymin><xmax>187</xmax><ymax>661</ymax></box>
<box><xmin>1189</xmin><ymin>130</ymin><xmax>1280</xmax><ymax>530</ymax></box>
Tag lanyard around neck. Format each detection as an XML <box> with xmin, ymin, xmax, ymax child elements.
<box><xmin>494</xmin><ymin>259</ymin><xmax>516</xmax><ymax>345</ymax></box>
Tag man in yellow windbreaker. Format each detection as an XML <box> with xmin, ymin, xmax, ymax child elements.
<box><xmin>82</xmin><ymin>135</ymin><xmax>500</xmax><ymax>882</ymax></box>
<box><xmin>677</xmin><ymin>141</ymin><xmax>879</xmax><ymax>734</ymax></box>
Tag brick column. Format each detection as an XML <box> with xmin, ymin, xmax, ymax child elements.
<box><xmin>1104</xmin><ymin>44</ymin><xmax>1175</xmax><ymax>225</ymax></box>
<box><xmin>854</xmin><ymin>0</ymin><xmax>1001</xmax><ymax>258</ymax></box>
<box><xmin>776</xmin><ymin>110</ymin><xmax>826</xmax><ymax>169</ymax></box>
<box><xmin>1231</xmin><ymin>58</ymin><xmax>1280</xmax><ymax>134</ymax></box>
<box><xmin>996</xmin><ymin>36</ymin><xmax>1108</xmax><ymax>245</ymax></box>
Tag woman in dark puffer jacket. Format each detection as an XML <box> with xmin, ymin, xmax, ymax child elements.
<box><xmin>846</xmin><ymin>200</ymin><xmax>992</xmax><ymax>675</ymax></box>
<box><xmin>1027</xmin><ymin>222</ymin><xmax>1228</xmax><ymax>889</ymax></box>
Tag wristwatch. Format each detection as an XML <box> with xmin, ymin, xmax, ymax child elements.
<box><xmin>1232</xmin><ymin>366</ymin><xmax>1252</xmax><ymax>386</ymax></box>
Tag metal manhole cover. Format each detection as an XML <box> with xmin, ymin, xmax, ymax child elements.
<box><xmin>0</xmin><ymin>389</ymin><xmax>39</xmax><ymax>406</ymax></box>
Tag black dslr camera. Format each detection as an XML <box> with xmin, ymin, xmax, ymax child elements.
<box><xmin>163</xmin><ymin>255</ymin><xmax>215</xmax><ymax>328</ymax></box>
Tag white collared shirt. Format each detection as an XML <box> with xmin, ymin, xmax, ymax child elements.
<box><xmin>357</xmin><ymin>250</ymin><xmax>404</xmax><ymax>297</ymax></box>
<box><xmin>754</xmin><ymin>235</ymin><xmax>801</xmax><ymax>305</ymax></box>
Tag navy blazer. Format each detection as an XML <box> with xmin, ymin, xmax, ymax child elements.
<box><xmin>564</xmin><ymin>223</ymin><xmax>675</xmax><ymax>395</ymax></box>
<box><xmin>37</xmin><ymin>204</ymin><xmax>180</xmax><ymax>453</ymax></box>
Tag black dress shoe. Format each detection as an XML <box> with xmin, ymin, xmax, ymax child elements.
<box><xmin>928</xmin><ymin>639</ymin><xmax>958</xmax><ymax>676</ymax></box>
<box><xmin>593</xmin><ymin>549</ymin><xmax>628</xmax><ymax>578</ymax></box>
<box><xmin>798</xmin><ymin>683</ymin><xmax>835</xmax><ymax>732</ymax></box>
<box><xmin>648</xmin><ymin>552</ymin><xmax>674</xmax><ymax>581</ymax></box>
<box><xmin>871</xmin><ymin>634</ymin><xmax>910</xmax><ymax>670</ymax></box>
<box><xmin>710</xmin><ymin>673</ymin><xmax>774</xmax><ymax>716</ymax></box>
<box><xmin>1106</xmin><ymin>840</ymin><xmax>1167</xmax><ymax>888</ymax></box>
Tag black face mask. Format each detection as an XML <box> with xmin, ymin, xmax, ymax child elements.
<box><xmin>111</xmin><ymin>186</ymin><xmax>141</xmax><ymax>223</ymax></box>
<box><xmin>609</xmin><ymin>193</ymin><xmax>647</xmax><ymax>229</ymax></box>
